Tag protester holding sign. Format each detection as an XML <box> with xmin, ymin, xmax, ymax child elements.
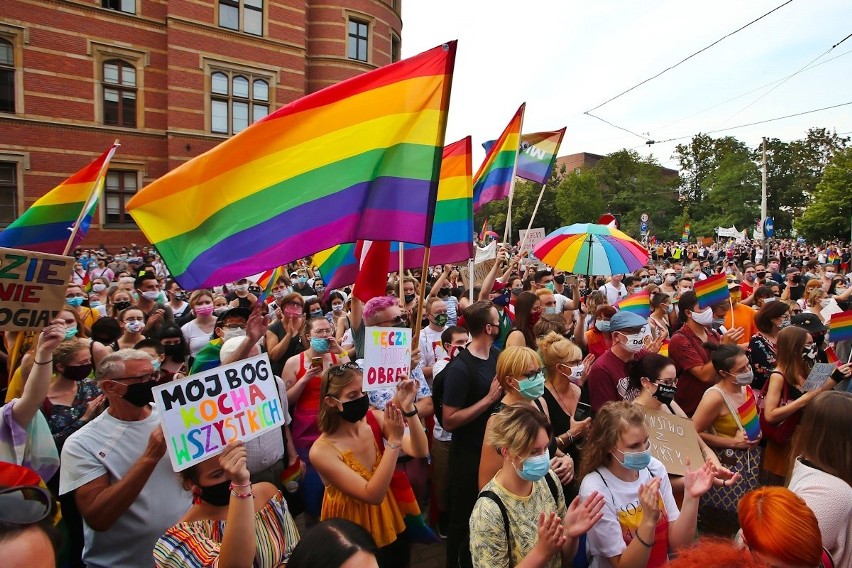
<box><xmin>310</xmin><ymin>364</ymin><xmax>427</xmax><ymax>567</ymax></box>
<box><xmin>154</xmin><ymin>440</ymin><xmax>300</xmax><ymax>568</ymax></box>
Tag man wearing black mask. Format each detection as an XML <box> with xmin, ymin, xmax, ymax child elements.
<box><xmin>59</xmin><ymin>349</ymin><xmax>191</xmax><ymax>568</ymax></box>
<box><xmin>783</xmin><ymin>267</ymin><xmax>804</xmax><ymax>302</ymax></box>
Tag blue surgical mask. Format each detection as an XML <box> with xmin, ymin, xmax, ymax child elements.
<box><xmin>594</xmin><ymin>320</ymin><xmax>610</xmax><ymax>332</ymax></box>
<box><xmin>310</xmin><ymin>337</ymin><xmax>330</xmax><ymax>353</ymax></box>
<box><xmin>66</xmin><ymin>297</ymin><xmax>84</xmax><ymax>307</ymax></box>
<box><xmin>64</xmin><ymin>327</ymin><xmax>78</xmax><ymax>340</ymax></box>
<box><xmin>515</xmin><ymin>449</ymin><xmax>551</xmax><ymax>482</ymax></box>
<box><xmin>544</xmin><ymin>306</ymin><xmax>560</xmax><ymax>315</ymax></box>
<box><xmin>310</xmin><ymin>309</ymin><xmax>323</xmax><ymax>318</ymax></box>
<box><xmin>517</xmin><ymin>371</ymin><xmax>545</xmax><ymax>400</ymax></box>
<box><xmin>613</xmin><ymin>445</ymin><xmax>652</xmax><ymax>471</ymax></box>
<box><xmin>544</xmin><ymin>281</ymin><xmax>555</xmax><ymax>292</ymax></box>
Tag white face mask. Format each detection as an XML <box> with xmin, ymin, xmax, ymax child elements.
<box><xmin>620</xmin><ymin>328</ymin><xmax>648</xmax><ymax>353</ymax></box>
<box><xmin>825</xmin><ymin>272</ymin><xmax>836</xmax><ymax>278</ymax></box>
<box><xmin>560</xmin><ymin>364</ymin><xmax>584</xmax><ymax>384</ymax></box>
<box><xmin>665</xmin><ymin>275</ymin><xmax>676</xmax><ymax>284</ymax></box>
<box><xmin>690</xmin><ymin>307</ymin><xmax>714</xmax><ymax>326</ymax></box>
<box><xmin>141</xmin><ymin>290</ymin><xmax>160</xmax><ymax>301</ymax></box>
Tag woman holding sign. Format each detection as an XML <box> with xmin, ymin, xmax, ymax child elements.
<box><xmin>311</xmin><ymin>364</ymin><xmax>428</xmax><ymax>568</ymax></box>
<box><xmin>154</xmin><ymin>440</ymin><xmax>300</xmax><ymax>567</ymax></box>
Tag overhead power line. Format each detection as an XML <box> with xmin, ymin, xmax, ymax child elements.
<box><xmin>583</xmin><ymin>0</ymin><xmax>794</xmax><ymax>114</ymax></box>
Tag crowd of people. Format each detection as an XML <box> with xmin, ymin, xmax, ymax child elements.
<box><xmin>0</xmin><ymin>237</ymin><xmax>850</xmax><ymax>568</ymax></box>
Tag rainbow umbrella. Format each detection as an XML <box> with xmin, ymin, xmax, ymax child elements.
<box><xmin>533</xmin><ymin>223</ymin><xmax>649</xmax><ymax>276</ymax></box>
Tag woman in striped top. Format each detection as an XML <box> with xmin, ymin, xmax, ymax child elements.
<box><xmin>154</xmin><ymin>440</ymin><xmax>300</xmax><ymax>568</ymax></box>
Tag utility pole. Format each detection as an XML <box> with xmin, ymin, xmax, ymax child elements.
<box><xmin>761</xmin><ymin>137</ymin><xmax>769</xmax><ymax>257</ymax></box>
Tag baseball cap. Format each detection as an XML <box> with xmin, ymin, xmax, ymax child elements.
<box><xmin>216</xmin><ymin>306</ymin><xmax>251</xmax><ymax>326</ymax></box>
<box><xmin>609</xmin><ymin>310</ymin><xmax>648</xmax><ymax>332</ymax></box>
<box><xmin>790</xmin><ymin>313</ymin><xmax>827</xmax><ymax>334</ymax></box>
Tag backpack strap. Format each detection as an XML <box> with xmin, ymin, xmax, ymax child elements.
<box><xmin>544</xmin><ymin>471</ymin><xmax>559</xmax><ymax>507</ymax></box>
<box><xmin>478</xmin><ymin>490</ymin><xmax>512</xmax><ymax>565</ymax></box>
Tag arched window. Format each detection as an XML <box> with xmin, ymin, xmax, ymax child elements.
<box><xmin>103</xmin><ymin>59</ymin><xmax>136</xmax><ymax>127</ymax></box>
<box><xmin>210</xmin><ymin>71</ymin><xmax>269</xmax><ymax>135</ymax></box>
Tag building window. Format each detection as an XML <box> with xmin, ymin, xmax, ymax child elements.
<box><xmin>210</xmin><ymin>71</ymin><xmax>269</xmax><ymax>135</ymax></box>
<box><xmin>0</xmin><ymin>162</ymin><xmax>17</xmax><ymax>227</ymax></box>
<box><xmin>0</xmin><ymin>39</ymin><xmax>13</xmax><ymax>114</ymax></box>
<box><xmin>104</xmin><ymin>170</ymin><xmax>137</xmax><ymax>226</ymax></box>
<box><xmin>102</xmin><ymin>0</ymin><xmax>135</xmax><ymax>14</ymax></box>
<box><xmin>219</xmin><ymin>0</ymin><xmax>263</xmax><ymax>36</ymax></box>
<box><xmin>103</xmin><ymin>60</ymin><xmax>136</xmax><ymax>128</ymax></box>
<box><xmin>391</xmin><ymin>34</ymin><xmax>401</xmax><ymax>63</ymax></box>
<box><xmin>348</xmin><ymin>19</ymin><xmax>369</xmax><ymax>62</ymax></box>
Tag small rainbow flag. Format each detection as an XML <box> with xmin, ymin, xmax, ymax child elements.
<box><xmin>0</xmin><ymin>144</ymin><xmax>118</xmax><ymax>255</ymax></box>
<box><xmin>694</xmin><ymin>272</ymin><xmax>730</xmax><ymax>309</ymax></box>
<box><xmin>616</xmin><ymin>289</ymin><xmax>651</xmax><ymax>318</ymax></box>
<box><xmin>827</xmin><ymin>310</ymin><xmax>852</xmax><ymax>343</ymax></box>
<box><xmin>473</xmin><ymin>104</ymin><xmax>524</xmax><ymax>212</ymax></box>
<box><xmin>483</xmin><ymin>127</ymin><xmax>566</xmax><ymax>184</ymax></box>
<box><xmin>479</xmin><ymin>217</ymin><xmax>489</xmax><ymax>243</ymax></box>
<box><xmin>255</xmin><ymin>266</ymin><xmax>282</xmax><ymax>302</ymax></box>
<box><xmin>825</xmin><ymin>346</ymin><xmax>839</xmax><ymax>364</ymax></box>
<box><xmin>127</xmin><ymin>42</ymin><xmax>456</xmax><ymax>290</ymax></box>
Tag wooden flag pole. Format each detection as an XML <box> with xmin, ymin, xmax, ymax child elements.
<box><xmin>469</xmin><ymin>257</ymin><xmax>474</xmax><ymax>301</ymax></box>
<box><xmin>411</xmin><ymin>247</ymin><xmax>431</xmax><ymax>351</ymax></box>
<box><xmin>398</xmin><ymin>243</ymin><xmax>405</xmax><ymax>300</ymax></box>
<box><xmin>63</xmin><ymin>141</ymin><xmax>120</xmax><ymax>256</ymax></box>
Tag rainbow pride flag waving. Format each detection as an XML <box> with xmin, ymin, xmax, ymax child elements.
<box><xmin>694</xmin><ymin>273</ymin><xmax>730</xmax><ymax>310</ymax></box>
<box><xmin>0</xmin><ymin>144</ymin><xmax>118</xmax><ymax>255</ymax></box>
<box><xmin>483</xmin><ymin>127</ymin><xmax>566</xmax><ymax>184</ymax></box>
<box><xmin>128</xmin><ymin>42</ymin><xmax>456</xmax><ymax>290</ymax></box>
<box><xmin>616</xmin><ymin>289</ymin><xmax>651</xmax><ymax>318</ymax></box>
<box><xmin>473</xmin><ymin>104</ymin><xmax>525</xmax><ymax>211</ymax></box>
<box><xmin>828</xmin><ymin>310</ymin><xmax>852</xmax><ymax>343</ymax></box>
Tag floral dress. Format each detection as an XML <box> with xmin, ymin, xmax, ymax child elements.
<box><xmin>43</xmin><ymin>378</ymin><xmax>101</xmax><ymax>451</ymax></box>
<box><xmin>748</xmin><ymin>333</ymin><xmax>776</xmax><ymax>391</ymax></box>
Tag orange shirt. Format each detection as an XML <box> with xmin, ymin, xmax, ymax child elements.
<box><xmin>724</xmin><ymin>303</ymin><xmax>755</xmax><ymax>345</ymax></box>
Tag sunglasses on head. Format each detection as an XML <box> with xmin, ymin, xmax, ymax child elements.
<box><xmin>322</xmin><ymin>363</ymin><xmax>362</xmax><ymax>395</ymax></box>
<box><xmin>0</xmin><ymin>485</ymin><xmax>53</xmax><ymax>525</ymax></box>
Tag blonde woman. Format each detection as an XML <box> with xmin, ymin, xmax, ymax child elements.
<box><xmin>804</xmin><ymin>287</ymin><xmax>829</xmax><ymax>322</ymax></box>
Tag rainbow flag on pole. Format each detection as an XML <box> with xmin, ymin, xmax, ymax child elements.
<box><xmin>828</xmin><ymin>310</ymin><xmax>852</xmax><ymax>343</ymax></box>
<box><xmin>314</xmin><ymin>136</ymin><xmax>473</xmax><ymax>289</ymax></box>
<box><xmin>472</xmin><ymin>104</ymin><xmax>525</xmax><ymax>212</ymax></box>
<box><xmin>616</xmin><ymin>289</ymin><xmax>651</xmax><ymax>318</ymax></box>
<box><xmin>0</xmin><ymin>144</ymin><xmax>118</xmax><ymax>254</ymax></box>
<box><xmin>127</xmin><ymin>42</ymin><xmax>456</xmax><ymax>290</ymax></box>
<box><xmin>483</xmin><ymin>127</ymin><xmax>566</xmax><ymax>184</ymax></box>
<box><xmin>694</xmin><ymin>273</ymin><xmax>730</xmax><ymax>309</ymax></box>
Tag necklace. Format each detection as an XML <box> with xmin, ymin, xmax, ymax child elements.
<box><xmin>550</xmin><ymin>377</ymin><xmax>577</xmax><ymax>416</ymax></box>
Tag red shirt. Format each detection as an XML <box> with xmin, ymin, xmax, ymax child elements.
<box><xmin>669</xmin><ymin>325</ymin><xmax>720</xmax><ymax>417</ymax></box>
<box><xmin>587</xmin><ymin>349</ymin><xmax>639</xmax><ymax>412</ymax></box>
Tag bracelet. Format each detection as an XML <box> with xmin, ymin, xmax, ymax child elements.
<box><xmin>339</xmin><ymin>349</ymin><xmax>349</xmax><ymax>358</ymax></box>
<box><xmin>386</xmin><ymin>440</ymin><xmax>402</xmax><ymax>450</ymax></box>
<box><xmin>634</xmin><ymin>530</ymin><xmax>654</xmax><ymax>548</ymax></box>
<box><xmin>229</xmin><ymin>481</ymin><xmax>251</xmax><ymax>488</ymax></box>
<box><xmin>230</xmin><ymin>489</ymin><xmax>253</xmax><ymax>499</ymax></box>
<box><xmin>34</xmin><ymin>358</ymin><xmax>52</xmax><ymax>365</ymax></box>
<box><xmin>403</xmin><ymin>404</ymin><xmax>418</xmax><ymax>418</ymax></box>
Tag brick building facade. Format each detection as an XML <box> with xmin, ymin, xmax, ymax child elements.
<box><xmin>0</xmin><ymin>0</ymin><xmax>402</xmax><ymax>248</ymax></box>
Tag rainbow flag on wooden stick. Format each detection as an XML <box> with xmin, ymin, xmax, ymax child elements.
<box><xmin>828</xmin><ymin>310</ymin><xmax>852</xmax><ymax>343</ymax></box>
<box><xmin>473</xmin><ymin>104</ymin><xmax>524</xmax><ymax>211</ymax></box>
<box><xmin>483</xmin><ymin>127</ymin><xmax>566</xmax><ymax>184</ymax></box>
<box><xmin>127</xmin><ymin>42</ymin><xmax>456</xmax><ymax>290</ymax></box>
<box><xmin>0</xmin><ymin>144</ymin><xmax>118</xmax><ymax>254</ymax></box>
<box><xmin>694</xmin><ymin>273</ymin><xmax>730</xmax><ymax>310</ymax></box>
<box><xmin>617</xmin><ymin>289</ymin><xmax>651</xmax><ymax>318</ymax></box>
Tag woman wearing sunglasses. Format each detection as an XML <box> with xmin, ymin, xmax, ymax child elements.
<box><xmin>310</xmin><ymin>363</ymin><xmax>427</xmax><ymax>568</ymax></box>
<box><xmin>478</xmin><ymin>346</ymin><xmax>576</xmax><ymax>492</ymax></box>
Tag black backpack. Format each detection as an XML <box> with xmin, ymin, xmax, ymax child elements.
<box><xmin>431</xmin><ymin>347</ymin><xmax>483</xmax><ymax>425</ymax></box>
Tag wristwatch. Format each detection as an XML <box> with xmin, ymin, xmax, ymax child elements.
<box><xmin>403</xmin><ymin>403</ymin><xmax>418</xmax><ymax>417</ymax></box>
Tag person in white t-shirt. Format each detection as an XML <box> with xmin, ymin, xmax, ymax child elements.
<box><xmin>599</xmin><ymin>274</ymin><xmax>628</xmax><ymax>306</ymax></box>
<box><xmin>419</xmin><ymin>297</ymin><xmax>449</xmax><ymax>382</ymax></box>
<box><xmin>59</xmin><ymin>349</ymin><xmax>192</xmax><ymax>568</ymax></box>
<box><xmin>578</xmin><ymin>401</ymin><xmax>716</xmax><ymax>568</ymax></box>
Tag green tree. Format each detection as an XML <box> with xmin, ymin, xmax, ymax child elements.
<box><xmin>795</xmin><ymin>147</ymin><xmax>852</xmax><ymax>241</ymax></box>
<box><xmin>554</xmin><ymin>167</ymin><xmax>606</xmax><ymax>226</ymax></box>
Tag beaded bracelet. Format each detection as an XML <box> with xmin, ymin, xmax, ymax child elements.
<box><xmin>229</xmin><ymin>482</ymin><xmax>253</xmax><ymax>499</ymax></box>
<box><xmin>34</xmin><ymin>358</ymin><xmax>53</xmax><ymax>366</ymax></box>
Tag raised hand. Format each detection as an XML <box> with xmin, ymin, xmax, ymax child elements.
<box><xmin>219</xmin><ymin>440</ymin><xmax>250</xmax><ymax>485</ymax></box>
<box><xmin>37</xmin><ymin>319</ymin><xmax>67</xmax><ymax>354</ymax></box>
<box><xmin>722</xmin><ymin>327</ymin><xmax>745</xmax><ymax>345</ymax></box>
<box><xmin>533</xmin><ymin>512</ymin><xmax>566</xmax><ymax>559</ymax></box>
<box><xmin>683</xmin><ymin>458</ymin><xmax>716</xmax><ymax>499</ymax></box>
<box><xmin>384</xmin><ymin>402</ymin><xmax>405</xmax><ymax>444</ymax></box>
<box><xmin>564</xmin><ymin>492</ymin><xmax>605</xmax><ymax>538</ymax></box>
<box><xmin>246</xmin><ymin>300</ymin><xmax>269</xmax><ymax>342</ymax></box>
<box><xmin>637</xmin><ymin>477</ymin><xmax>662</xmax><ymax>525</ymax></box>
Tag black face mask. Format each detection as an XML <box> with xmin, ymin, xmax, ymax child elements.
<box><xmin>338</xmin><ymin>395</ymin><xmax>370</xmax><ymax>423</ymax></box>
<box><xmin>404</xmin><ymin>293</ymin><xmax>416</xmax><ymax>304</ymax></box>
<box><xmin>113</xmin><ymin>300</ymin><xmax>132</xmax><ymax>312</ymax></box>
<box><xmin>439</xmin><ymin>287</ymin><xmax>451</xmax><ymax>297</ymax></box>
<box><xmin>63</xmin><ymin>363</ymin><xmax>93</xmax><ymax>382</ymax></box>
<box><xmin>198</xmin><ymin>479</ymin><xmax>232</xmax><ymax>506</ymax></box>
<box><xmin>122</xmin><ymin>380</ymin><xmax>155</xmax><ymax>407</ymax></box>
<box><xmin>653</xmin><ymin>383</ymin><xmax>677</xmax><ymax>405</ymax></box>
<box><xmin>163</xmin><ymin>343</ymin><xmax>184</xmax><ymax>361</ymax></box>
<box><xmin>554</xmin><ymin>275</ymin><xmax>565</xmax><ymax>285</ymax></box>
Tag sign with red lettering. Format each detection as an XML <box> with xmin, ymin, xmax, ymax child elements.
<box><xmin>0</xmin><ymin>247</ymin><xmax>74</xmax><ymax>331</ymax></box>
<box><xmin>152</xmin><ymin>353</ymin><xmax>284</xmax><ymax>471</ymax></box>
<box><xmin>363</xmin><ymin>326</ymin><xmax>412</xmax><ymax>392</ymax></box>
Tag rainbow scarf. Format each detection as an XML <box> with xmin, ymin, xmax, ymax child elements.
<box><xmin>0</xmin><ymin>144</ymin><xmax>117</xmax><ymax>254</ymax></box>
<box><xmin>472</xmin><ymin>104</ymin><xmax>524</xmax><ymax>211</ymax></box>
<box><xmin>694</xmin><ymin>273</ymin><xmax>729</xmax><ymax>309</ymax></box>
<box><xmin>617</xmin><ymin>290</ymin><xmax>651</xmax><ymax>318</ymax></box>
<box><xmin>483</xmin><ymin>127</ymin><xmax>566</xmax><ymax>184</ymax></box>
<box><xmin>127</xmin><ymin>42</ymin><xmax>456</xmax><ymax>290</ymax></box>
<box><xmin>828</xmin><ymin>310</ymin><xmax>852</xmax><ymax>343</ymax></box>
<box><xmin>314</xmin><ymin>137</ymin><xmax>473</xmax><ymax>289</ymax></box>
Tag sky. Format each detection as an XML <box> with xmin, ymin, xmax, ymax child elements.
<box><xmin>401</xmin><ymin>0</ymin><xmax>852</xmax><ymax>171</ymax></box>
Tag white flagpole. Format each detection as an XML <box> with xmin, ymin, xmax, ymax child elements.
<box><xmin>63</xmin><ymin>141</ymin><xmax>120</xmax><ymax>256</ymax></box>
<box><xmin>502</xmin><ymin>104</ymin><xmax>526</xmax><ymax>247</ymax></box>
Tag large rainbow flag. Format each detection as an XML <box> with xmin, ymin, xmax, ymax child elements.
<box><xmin>472</xmin><ymin>104</ymin><xmax>525</xmax><ymax>212</ymax></box>
<box><xmin>0</xmin><ymin>144</ymin><xmax>118</xmax><ymax>254</ymax></box>
<box><xmin>694</xmin><ymin>273</ymin><xmax>730</xmax><ymax>309</ymax></box>
<box><xmin>314</xmin><ymin>136</ymin><xmax>474</xmax><ymax>290</ymax></box>
<box><xmin>127</xmin><ymin>42</ymin><xmax>457</xmax><ymax>290</ymax></box>
<box><xmin>616</xmin><ymin>289</ymin><xmax>651</xmax><ymax>318</ymax></box>
<box><xmin>483</xmin><ymin>127</ymin><xmax>566</xmax><ymax>184</ymax></box>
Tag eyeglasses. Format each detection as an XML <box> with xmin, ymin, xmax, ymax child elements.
<box><xmin>520</xmin><ymin>368</ymin><xmax>545</xmax><ymax>379</ymax></box>
<box><xmin>0</xmin><ymin>485</ymin><xmax>53</xmax><ymax>524</ymax></box>
<box><xmin>376</xmin><ymin>314</ymin><xmax>408</xmax><ymax>327</ymax></box>
<box><xmin>312</xmin><ymin>328</ymin><xmax>333</xmax><ymax>337</ymax></box>
<box><xmin>223</xmin><ymin>324</ymin><xmax>246</xmax><ymax>330</ymax></box>
<box><xmin>112</xmin><ymin>372</ymin><xmax>156</xmax><ymax>383</ymax></box>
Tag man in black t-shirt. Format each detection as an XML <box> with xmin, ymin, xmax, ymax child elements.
<box><xmin>442</xmin><ymin>300</ymin><xmax>502</xmax><ymax>568</ymax></box>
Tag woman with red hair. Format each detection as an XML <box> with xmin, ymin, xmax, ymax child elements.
<box><xmin>738</xmin><ymin>486</ymin><xmax>833</xmax><ymax>567</ymax></box>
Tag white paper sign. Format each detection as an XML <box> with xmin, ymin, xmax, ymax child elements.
<box><xmin>519</xmin><ymin>228</ymin><xmax>546</xmax><ymax>255</ymax></box>
<box><xmin>802</xmin><ymin>362</ymin><xmax>837</xmax><ymax>392</ymax></box>
<box><xmin>152</xmin><ymin>353</ymin><xmax>284</xmax><ymax>471</ymax></box>
<box><xmin>820</xmin><ymin>298</ymin><xmax>842</xmax><ymax>321</ymax></box>
<box><xmin>362</xmin><ymin>326</ymin><xmax>412</xmax><ymax>392</ymax></box>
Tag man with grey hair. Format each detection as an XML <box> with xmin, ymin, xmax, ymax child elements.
<box><xmin>59</xmin><ymin>349</ymin><xmax>191</xmax><ymax>568</ymax></box>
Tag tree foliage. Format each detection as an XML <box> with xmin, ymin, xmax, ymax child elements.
<box><xmin>795</xmin><ymin>146</ymin><xmax>852</xmax><ymax>241</ymax></box>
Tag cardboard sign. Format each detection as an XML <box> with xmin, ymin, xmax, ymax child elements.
<box><xmin>0</xmin><ymin>247</ymin><xmax>75</xmax><ymax>331</ymax></box>
<box><xmin>519</xmin><ymin>227</ymin><xmax>546</xmax><ymax>255</ymax></box>
<box><xmin>363</xmin><ymin>326</ymin><xmax>411</xmax><ymax>392</ymax></box>
<box><xmin>642</xmin><ymin>408</ymin><xmax>705</xmax><ymax>476</ymax></box>
<box><xmin>152</xmin><ymin>353</ymin><xmax>284</xmax><ymax>472</ymax></box>
<box><xmin>473</xmin><ymin>241</ymin><xmax>497</xmax><ymax>285</ymax></box>
<box><xmin>802</xmin><ymin>362</ymin><xmax>837</xmax><ymax>392</ymax></box>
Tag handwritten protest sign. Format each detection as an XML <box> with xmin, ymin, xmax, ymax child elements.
<box><xmin>363</xmin><ymin>326</ymin><xmax>411</xmax><ymax>392</ymax></box>
<box><xmin>0</xmin><ymin>247</ymin><xmax>74</xmax><ymax>331</ymax></box>
<box><xmin>473</xmin><ymin>241</ymin><xmax>497</xmax><ymax>285</ymax></box>
<box><xmin>802</xmin><ymin>363</ymin><xmax>837</xmax><ymax>392</ymax></box>
<box><xmin>153</xmin><ymin>353</ymin><xmax>284</xmax><ymax>472</ymax></box>
<box><xmin>643</xmin><ymin>408</ymin><xmax>705</xmax><ymax>476</ymax></box>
